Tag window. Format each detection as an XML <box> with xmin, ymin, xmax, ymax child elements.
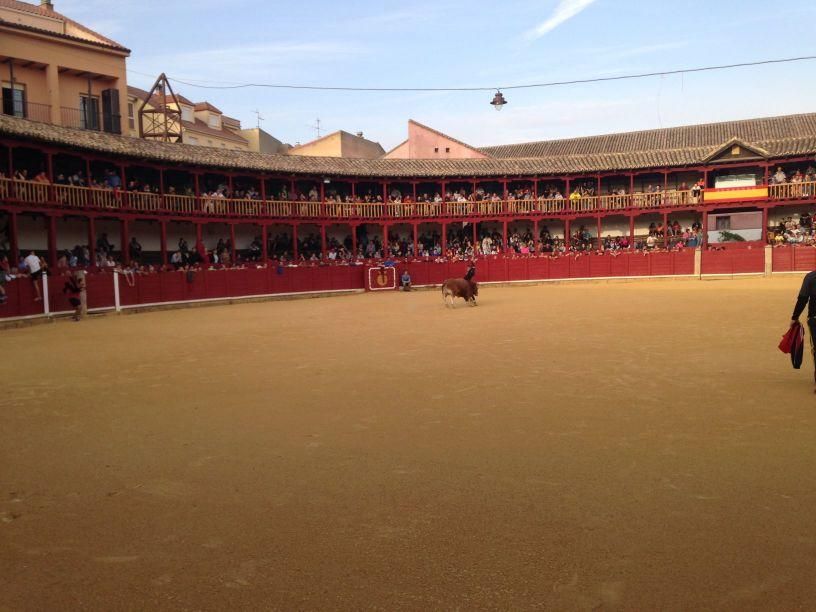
<box><xmin>208</xmin><ymin>114</ymin><xmax>220</xmax><ymax>129</ymax></box>
<box><xmin>186</xmin><ymin>135</ymin><xmax>198</xmax><ymax>145</ymax></box>
<box><xmin>445</xmin><ymin>147</ymin><xmax>450</xmax><ymax>153</ymax></box>
<box><xmin>181</xmin><ymin>106</ymin><xmax>193</xmax><ymax>122</ymax></box>
<box><xmin>2</xmin><ymin>81</ymin><xmax>26</xmax><ymax>118</ymax></box>
<box><xmin>127</xmin><ymin>102</ymin><xmax>135</xmax><ymax>130</ymax></box>
<box><xmin>716</xmin><ymin>216</ymin><xmax>731</xmax><ymax>231</ymax></box>
<box><xmin>434</xmin><ymin>147</ymin><xmax>439</xmax><ymax>153</ymax></box>
<box><xmin>79</xmin><ymin>94</ymin><xmax>100</xmax><ymax>130</ymax></box>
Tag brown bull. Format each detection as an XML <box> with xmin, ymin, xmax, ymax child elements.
<box><xmin>442</xmin><ymin>278</ymin><xmax>478</xmax><ymax>308</ymax></box>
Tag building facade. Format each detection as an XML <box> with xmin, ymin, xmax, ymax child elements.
<box><xmin>0</xmin><ymin>0</ymin><xmax>130</xmax><ymax>134</ymax></box>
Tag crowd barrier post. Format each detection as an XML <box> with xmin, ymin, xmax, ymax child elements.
<box><xmin>42</xmin><ymin>271</ymin><xmax>50</xmax><ymax>316</ymax></box>
<box><xmin>113</xmin><ymin>271</ymin><xmax>122</xmax><ymax>312</ymax></box>
<box><xmin>694</xmin><ymin>248</ymin><xmax>702</xmax><ymax>278</ymax></box>
<box><xmin>764</xmin><ymin>244</ymin><xmax>773</xmax><ymax>277</ymax></box>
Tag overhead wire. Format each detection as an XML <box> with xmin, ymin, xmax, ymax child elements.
<box><xmin>146</xmin><ymin>55</ymin><xmax>816</xmax><ymax>93</ymax></box>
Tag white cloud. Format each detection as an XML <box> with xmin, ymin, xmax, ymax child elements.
<box><xmin>525</xmin><ymin>0</ymin><xmax>598</xmax><ymax>39</ymax></box>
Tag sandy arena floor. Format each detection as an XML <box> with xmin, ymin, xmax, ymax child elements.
<box><xmin>2</xmin><ymin>276</ymin><xmax>815</xmax><ymax>611</ymax></box>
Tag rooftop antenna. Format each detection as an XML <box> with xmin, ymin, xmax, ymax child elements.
<box><xmin>310</xmin><ymin>118</ymin><xmax>322</xmax><ymax>139</ymax></box>
<box><xmin>253</xmin><ymin>109</ymin><xmax>264</xmax><ymax>129</ymax></box>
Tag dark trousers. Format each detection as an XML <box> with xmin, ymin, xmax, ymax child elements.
<box><xmin>809</xmin><ymin>319</ymin><xmax>816</xmax><ymax>378</ymax></box>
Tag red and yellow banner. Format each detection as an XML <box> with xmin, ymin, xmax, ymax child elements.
<box><xmin>704</xmin><ymin>186</ymin><xmax>768</xmax><ymax>203</ymax></box>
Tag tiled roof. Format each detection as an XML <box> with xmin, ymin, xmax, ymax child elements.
<box><xmin>1</xmin><ymin>113</ymin><xmax>815</xmax><ymax>178</ymax></box>
<box><xmin>480</xmin><ymin>113</ymin><xmax>816</xmax><ymax>159</ymax></box>
<box><xmin>183</xmin><ymin>119</ymin><xmax>248</xmax><ymax>145</ymax></box>
<box><xmin>0</xmin><ymin>0</ymin><xmax>129</xmax><ymax>51</ymax></box>
<box><xmin>194</xmin><ymin>102</ymin><xmax>222</xmax><ymax>114</ymax></box>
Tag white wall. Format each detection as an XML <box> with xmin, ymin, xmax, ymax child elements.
<box><xmin>17</xmin><ymin>213</ymin><xmax>48</xmax><ymax>251</ymax></box>
<box><xmin>55</xmin><ymin>217</ymin><xmax>88</xmax><ymax>250</ymax></box>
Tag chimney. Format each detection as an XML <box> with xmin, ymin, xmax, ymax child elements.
<box><xmin>41</xmin><ymin>0</ymin><xmax>54</xmax><ymax>9</ymax></box>
<box><xmin>356</xmin><ymin>131</ymin><xmax>364</xmax><ymax>138</ymax></box>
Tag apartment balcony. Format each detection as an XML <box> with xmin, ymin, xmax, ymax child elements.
<box><xmin>1</xmin><ymin>100</ymin><xmax>52</xmax><ymax>124</ymax></box>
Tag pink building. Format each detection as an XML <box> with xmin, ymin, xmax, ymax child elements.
<box><xmin>384</xmin><ymin>120</ymin><xmax>488</xmax><ymax>160</ymax></box>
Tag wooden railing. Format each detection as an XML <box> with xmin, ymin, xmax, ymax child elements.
<box><xmin>2</xmin><ymin>178</ymin><xmax>816</xmax><ymax>220</ymax></box>
<box><xmin>769</xmin><ymin>181</ymin><xmax>816</xmax><ymax>200</ymax></box>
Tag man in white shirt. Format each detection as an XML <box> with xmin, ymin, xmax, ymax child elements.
<box><xmin>23</xmin><ymin>250</ymin><xmax>42</xmax><ymax>301</ymax></box>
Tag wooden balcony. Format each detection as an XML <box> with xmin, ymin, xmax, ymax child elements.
<box><xmin>2</xmin><ymin>178</ymin><xmax>814</xmax><ymax>221</ymax></box>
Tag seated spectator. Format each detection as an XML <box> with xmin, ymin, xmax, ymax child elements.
<box><xmin>400</xmin><ymin>270</ymin><xmax>412</xmax><ymax>291</ymax></box>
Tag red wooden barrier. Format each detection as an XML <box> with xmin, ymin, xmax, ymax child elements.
<box><xmin>772</xmin><ymin>247</ymin><xmax>794</xmax><ymax>272</ymax></box>
<box><xmin>701</xmin><ymin>248</ymin><xmax>764</xmax><ymax>274</ymax></box>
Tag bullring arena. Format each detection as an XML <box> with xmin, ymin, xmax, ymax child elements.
<box><xmin>5</xmin><ymin>7</ymin><xmax>816</xmax><ymax>606</ymax></box>
<box><xmin>2</xmin><ymin>274</ymin><xmax>816</xmax><ymax>610</ymax></box>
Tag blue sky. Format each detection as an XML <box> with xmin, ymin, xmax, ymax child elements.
<box><xmin>59</xmin><ymin>0</ymin><xmax>816</xmax><ymax>150</ymax></box>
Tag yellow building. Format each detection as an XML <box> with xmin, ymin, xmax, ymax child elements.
<box><xmin>288</xmin><ymin>130</ymin><xmax>385</xmax><ymax>159</ymax></box>
<box><xmin>0</xmin><ymin>0</ymin><xmax>130</xmax><ymax>133</ymax></box>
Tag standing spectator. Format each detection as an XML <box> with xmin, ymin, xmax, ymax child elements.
<box><xmin>0</xmin><ymin>253</ymin><xmax>10</xmax><ymax>304</ymax></box>
<box><xmin>129</xmin><ymin>237</ymin><xmax>143</xmax><ymax>262</ymax></box>
<box><xmin>104</xmin><ymin>169</ymin><xmax>121</xmax><ymax>190</ymax></box>
<box><xmin>23</xmin><ymin>250</ymin><xmax>43</xmax><ymax>301</ymax></box>
<box><xmin>97</xmin><ymin>233</ymin><xmax>113</xmax><ymax>257</ymax></box>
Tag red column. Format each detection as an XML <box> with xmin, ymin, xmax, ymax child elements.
<box><xmin>412</xmin><ymin>223</ymin><xmax>418</xmax><ymax>257</ymax></box>
<box><xmin>762</xmin><ymin>207</ymin><xmax>769</xmax><ymax>244</ymax></box>
<box><xmin>229</xmin><ymin>223</ymin><xmax>236</xmax><ymax>264</ymax></box>
<box><xmin>702</xmin><ymin>211</ymin><xmax>709</xmax><ymax>247</ymax></box>
<box><xmin>629</xmin><ymin>215</ymin><xmax>635</xmax><ymax>249</ymax></box>
<box><xmin>319</xmin><ymin>181</ymin><xmax>326</xmax><ymax>217</ymax></box>
<box><xmin>261</xmin><ymin>224</ymin><xmax>268</xmax><ymax>263</ymax></box>
<box><xmin>662</xmin><ymin>212</ymin><xmax>668</xmax><ymax>248</ymax></box>
<box><xmin>159</xmin><ymin>168</ymin><xmax>166</xmax><ymax>210</ymax></box>
<box><xmin>227</xmin><ymin>174</ymin><xmax>234</xmax><ymax>198</ymax></box>
<box><xmin>6</xmin><ymin>146</ymin><xmax>14</xmax><ymax>199</ymax></box>
<box><xmin>320</xmin><ymin>224</ymin><xmax>327</xmax><ymax>260</ymax></box>
<box><xmin>502</xmin><ymin>220</ymin><xmax>508</xmax><ymax>252</ymax></box>
<box><xmin>84</xmin><ymin>157</ymin><xmax>92</xmax><ymax>188</ymax></box>
<box><xmin>9</xmin><ymin>211</ymin><xmax>19</xmax><ymax>264</ymax></box>
<box><xmin>351</xmin><ymin>224</ymin><xmax>358</xmax><ymax>257</ymax></box>
<box><xmin>160</xmin><ymin>220</ymin><xmax>168</xmax><ymax>268</ymax></box>
<box><xmin>596</xmin><ymin>217</ymin><xmax>602</xmax><ymax>250</ymax></box>
<box><xmin>565</xmin><ymin>219</ymin><xmax>571</xmax><ymax>250</ymax></box>
<box><xmin>47</xmin><ymin>215</ymin><xmax>57</xmax><ymax>269</ymax></box>
<box><xmin>260</xmin><ymin>176</ymin><xmax>267</xmax><ymax>201</ymax></box>
<box><xmin>121</xmin><ymin>217</ymin><xmax>130</xmax><ymax>264</ymax></box>
<box><xmin>472</xmin><ymin>220</ymin><xmax>477</xmax><ymax>249</ymax></box>
<box><xmin>292</xmin><ymin>224</ymin><xmax>298</xmax><ymax>260</ymax></box>
<box><xmin>596</xmin><ymin>175</ymin><xmax>601</xmax><ymax>195</ymax></box>
<box><xmin>441</xmin><ymin>222</ymin><xmax>447</xmax><ymax>255</ymax></box>
<box><xmin>629</xmin><ymin>173</ymin><xmax>635</xmax><ymax>195</ymax></box>
<box><xmin>196</xmin><ymin>222</ymin><xmax>203</xmax><ymax>252</ymax></box>
<box><xmin>412</xmin><ymin>181</ymin><xmax>417</xmax><ymax>201</ymax></box>
<box><xmin>533</xmin><ymin>218</ymin><xmax>539</xmax><ymax>252</ymax></box>
<box><xmin>87</xmin><ymin>215</ymin><xmax>96</xmax><ymax>269</ymax></box>
<box><xmin>290</xmin><ymin>179</ymin><xmax>296</xmax><ymax>199</ymax></box>
<box><xmin>45</xmin><ymin>151</ymin><xmax>54</xmax><ymax>202</ymax></box>
<box><xmin>193</xmin><ymin>172</ymin><xmax>201</xmax><ymax>213</ymax></box>
<box><xmin>533</xmin><ymin>178</ymin><xmax>539</xmax><ymax>199</ymax></box>
<box><xmin>351</xmin><ymin>181</ymin><xmax>357</xmax><ymax>199</ymax></box>
<box><xmin>382</xmin><ymin>224</ymin><xmax>389</xmax><ymax>258</ymax></box>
